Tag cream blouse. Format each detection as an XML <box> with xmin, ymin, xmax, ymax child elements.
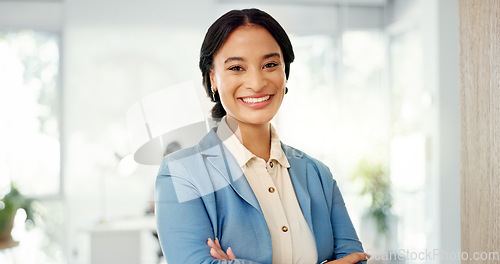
<box><xmin>216</xmin><ymin>117</ymin><xmax>318</xmax><ymax>264</ymax></box>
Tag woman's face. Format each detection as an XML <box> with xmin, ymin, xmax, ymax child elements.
<box><xmin>210</xmin><ymin>25</ymin><xmax>287</xmax><ymax>127</ymax></box>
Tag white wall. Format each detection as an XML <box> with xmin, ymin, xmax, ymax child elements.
<box><xmin>417</xmin><ymin>0</ymin><xmax>460</xmax><ymax>261</ymax></box>
<box><xmin>433</xmin><ymin>0</ymin><xmax>460</xmax><ymax>262</ymax></box>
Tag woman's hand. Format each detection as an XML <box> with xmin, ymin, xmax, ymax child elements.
<box><xmin>207</xmin><ymin>238</ymin><xmax>369</xmax><ymax>264</ymax></box>
<box><xmin>323</xmin><ymin>253</ymin><xmax>371</xmax><ymax>264</ymax></box>
<box><xmin>207</xmin><ymin>238</ymin><xmax>237</xmax><ymax>260</ymax></box>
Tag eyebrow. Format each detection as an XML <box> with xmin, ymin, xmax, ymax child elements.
<box><xmin>263</xmin><ymin>53</ymin><xmax>280</xmax><ymax>59</ymax></box>
<box><xmin>224</xmin><ymin>53</ymin><xmax>281</xmax><ymax>64</ymax></box>
<box><xmin>224</xmin><ymin>57</ymin><xmax>244</xmax><ymax>64</ymax></box>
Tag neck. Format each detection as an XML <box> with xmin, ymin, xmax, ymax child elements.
<box><xmin>226</xmin><ymin>117</ymin><xmax>271</xmax><ymax>162</ymax></box>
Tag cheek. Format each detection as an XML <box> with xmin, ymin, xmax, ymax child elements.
<box><xmin>271</xmin><ymin>72</ymin><xmax>287</xmax><ymax>88</ymax></box>
<box><xmin>218</xmin><ymin>75</ymin><xmax>241</xmax><ymax>93</ymax></box>
<box><xmin>217</xmin><ymin>79</ymin><xmax>239</xmax><ymax>106</ymax></box>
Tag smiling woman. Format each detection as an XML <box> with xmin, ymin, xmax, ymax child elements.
<box><xmin>155</xmin><ymin>8</ymin><xmax>369</xmax><ymax>264</ymax></box>
<box><xmin>209</xmin><ymin>25</ymin><xmax>287</xmax><ymax>161</ymax></box>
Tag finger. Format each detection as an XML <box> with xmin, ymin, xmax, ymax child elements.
<box><xmin>207</xmin><ymin>238</ymin><xmax>217</xmax><ymax>248</ymax></box>
<box><xmin>227</xmin><ymin>247</ymin><xmax>237</xmax><ymax>260</ymax></box>
<box><xmin>215</xmin><ymin>237</ymin><xmax>221</xmax><ymax>248</ymax></box>
<box><xmin>208</xmin><ymin>237</ymin><xmax>233</xmax><ymax>261</ymax></box>
<box><xmin>213</xmin><ymin>238</ymin><xmax>228</xmax><ymax>259</ymax></box>
<box><xmin>214</xmin><ymin>245</ymin><xmax>230</xmax><ymax>260</ymax></box>
<box><xmin>207</xmin><ymin>238</ymin><xmax>223</xmax><ymax>251</ymax></box>
<box><xmin>210</xmin><ymin>248</ymin><xmax>226</xmax><ymax>260</ymax></box>
<box><xmin>208</xmin><ymin>238</ymin><xmax>229</xmax><ymax>260</ymax></box>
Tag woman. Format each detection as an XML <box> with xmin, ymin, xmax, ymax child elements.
<box><xmin>155</xmin><ymin>8</ymin><xmax>369</xmax><ymax>264</ymax></box>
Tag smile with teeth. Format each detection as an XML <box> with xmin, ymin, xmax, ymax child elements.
<box><xmin>241</xmin><ymin>95</ymin><xmax>271</xmax><ymax>104</ymax></box>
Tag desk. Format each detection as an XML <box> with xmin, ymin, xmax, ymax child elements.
<box><xmin>88</xmin><ymin>216</ymin><xmax>160</xmax><ymax>264</ymax></box>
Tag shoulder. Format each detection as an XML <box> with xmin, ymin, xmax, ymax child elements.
<box><xmin>155</xmin><ymin>135</ymin><xmax>211</xmax><ymax>202</ymax></box>
<box><xmin>281</xmin><ymin>143</ymin><xmax>333</xmax><ymax>178</ymax></box>
<box><xmin>158</xmin><ymin>145</ymin><xmax>200</xmax><ymax>174</ymax></box>
<box><xmin>158</xmin><ymin>128</ymin><xmax>218</xmax><ymax>175</ymax></box>
<box><xmin>155</xmin><ymin>147</ymin><xmax>204</xmax><ymax>203</ymax></box>
<box><xmin>281</xmin><ymin>143</ymin><xmax>338</xmax><ymax>203</ymax></box>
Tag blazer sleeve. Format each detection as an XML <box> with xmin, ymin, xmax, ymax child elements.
<box><xmin>317</xmin><ymin>162</ymin><xmax>367</xmax><ymax>264</ymax></box>
<box><xmin>155</xmin><ymin>156</ymin><xmax>263</xmax><ymax>264</ymax></box>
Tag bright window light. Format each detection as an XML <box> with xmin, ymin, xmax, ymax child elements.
<box><xmin>0</xmin><ymin>30</ymin><xmax>60</xmax><ymax>197</ymax></box>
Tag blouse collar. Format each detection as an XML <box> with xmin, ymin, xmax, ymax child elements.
<box><xmin>216</xmin><ymin>116</ymin><xmax>290</xmax><ymax>168</ymax></box>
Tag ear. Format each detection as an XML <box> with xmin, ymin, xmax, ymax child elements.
<box><xmin>209</xmin><ymin>70</ymin><xmax>216</xmax><ymax>91</ymax></box>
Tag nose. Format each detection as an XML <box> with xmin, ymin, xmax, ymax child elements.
<box><xmin>244</xmin><ymin>68</ymin><xmax>267</xmax><ymax>92</ymax></box>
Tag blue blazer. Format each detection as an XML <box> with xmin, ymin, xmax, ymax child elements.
<box><xmin>155</xmin><ymin>128</ymin><xmax>365</xmax><ymax>264</ymax></box>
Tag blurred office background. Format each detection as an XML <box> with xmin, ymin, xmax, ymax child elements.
<box><xmin>0</xmin><ymin>0</ymin><xmax>459</xmax><ymax>263</ymax></box>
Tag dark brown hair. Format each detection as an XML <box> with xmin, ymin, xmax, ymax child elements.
<box><xmin>199</xmin><ymin>8</ymin><xmax>295</xmax><ymax>118</ymax></box>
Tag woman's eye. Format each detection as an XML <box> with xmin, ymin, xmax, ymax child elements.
<box><xmin>228</xmin><ymin>66</ymin><xmax>243</xmax><ymax>71</ymax></box>
<box><xmin>264</xmin><ymin>62</ymin><xmax>278</xmax><ymax>69</ymax></box>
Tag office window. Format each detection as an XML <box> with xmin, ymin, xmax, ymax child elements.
<box><xmin>389</xmin><ymin>28</ymin><xmax>427</xmax><ymax>252</ymax></box>
<box><xmin>0</xmin><ymin>30</ymin><xmax>64</xmax><ymax>263</ymax></box>
<box><xmin>280</xmin><ymin>28</ymin><xmax>430</xmax><ymax>258</ymax></box>
<box><xmin>278</xmin><ymin>30</ymin><xmax>388</xmax><ymax>227</ymax></box>
<box><xmin>278</xmin><ymin>35</ymin><xmax>339</xmax><ymax>165</ymax></box>
<box><xmin>0</xmin><ymin>30</ymin><xmax>60</xmax><ymax>196</ymax></box>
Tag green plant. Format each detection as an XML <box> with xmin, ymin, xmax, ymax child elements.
<box><xmin>352</xmin><ymin>158</ymin><xmax>392</xmax><ymax>236</ymax></box>
<box><xmin>0</xmin><ymin>183</ymin><xmax>37</xmax><ymax>240</ymax></box>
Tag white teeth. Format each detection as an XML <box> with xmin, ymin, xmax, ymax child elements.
<box><xmin>242</xmin><ymin>95</ymin><xmax>271</xmax><ymax>103</ymax></box>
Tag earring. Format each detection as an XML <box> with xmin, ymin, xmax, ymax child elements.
<box><xmin>211</xmin><ymin>88</ymin><xmax>216</xmax><ymax>101</ymax></box>
<box><xmin>285</xmin><ymin>87</ymin><xmax>288</xmax><ymax>94</ymax></box>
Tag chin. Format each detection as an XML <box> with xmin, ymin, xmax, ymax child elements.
<box><xmin>244</xmin><ymin>112</ymin><xmax>276</xmax><ymax>125</ymax></box>
<box><xmin>230</xmin><ymin>111</ymin><xmax>274</xmax><ymax>126</ymax></box>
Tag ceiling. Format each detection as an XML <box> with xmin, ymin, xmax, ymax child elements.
<box><xmin>217</xmin><ymin>0</ymin><xmax>388</xmax><ymax>7</ymax></box>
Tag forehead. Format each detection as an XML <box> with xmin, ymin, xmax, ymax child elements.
<box><xmin>216</xmin><ymin>25</ymin><xmax>282</xmax><ymax>59</ymax></box>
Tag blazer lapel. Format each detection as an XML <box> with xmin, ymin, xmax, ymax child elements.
<box><xmin>283</xmin><ymin>144</ymin><xmax>313</xmax><ymax>233</ymax></box>
<box><xmin>199</xmin><ymin>129</ymin><xmax>262</xmax><ymax>213</ymax></box>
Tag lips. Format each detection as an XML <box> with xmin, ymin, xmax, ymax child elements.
<box><xmin>237</xmin><ymin>94</ymin><xmax>274</xmax><ymax>109</ymax></box>
<box><xmin>241</xmin><ymin>95</ymin><xmax>271</xmax><ymax>103</ymax></box>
